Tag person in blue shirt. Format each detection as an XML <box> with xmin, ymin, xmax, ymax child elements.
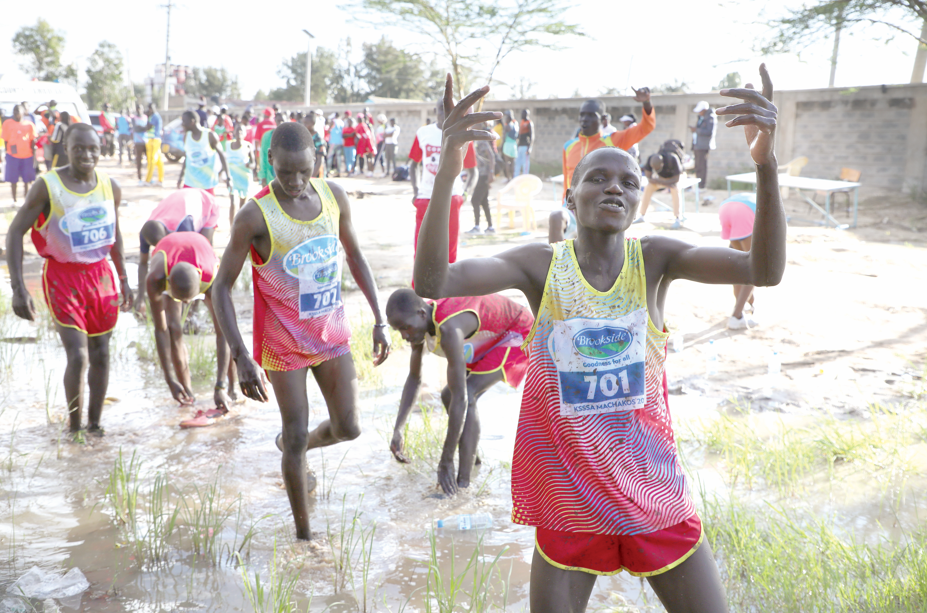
<box><xmin>117</xmin><ymin>108</ymin><xmax>133</xmax><ymax>165</ymax></box>
<box><xmin>145</xmin><ymin>102</ymin><xmax>164</xmax><ymax>187</ymax></box>
<box><xmin>132</xmin><ymin>102</ymin><xmax>150</xmax><ymax>185</ymax></box>
<box><xmin>327</xmin><ymin>113</ymin><xmax>345</xmax><ymax>176</ymax></box>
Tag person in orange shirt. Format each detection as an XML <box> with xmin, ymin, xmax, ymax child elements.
<box><xmin>1</xmin><ymin>105</ymin><xmax>38</xmax><ymax>204</ymax></box>
<box><xmin>549</xmin><ymin>88</ymin><xmax>655</xmax><ymax>242</ymax></box>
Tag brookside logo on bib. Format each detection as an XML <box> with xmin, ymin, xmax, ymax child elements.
<box><xmin>59</xmin><ymin>200</ymin><xmax>116</xmax><ymax>253</ymax></box>
<box><xmin>548</xmin><ymin>309</ymin><xmax>648</xmax><ymax>417</ymax></box>
<box><xmin>283</xmin><ymin>235</ymin><xmax>343</xmax><ymax>319</ymax></box>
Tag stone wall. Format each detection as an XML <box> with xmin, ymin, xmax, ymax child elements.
<box><xmin>215</xmin><ymin>83</ymin><xmax>927</xmax><ymax>195</ymax></box>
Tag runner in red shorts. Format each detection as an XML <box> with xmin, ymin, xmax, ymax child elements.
<box><xmin>6</xmin><ymin>124</ymin><xmax>133</xmax><ymax>435</ymax></box>
<box><xmin>386</xmin><ymin>289</ymin><xmax>533</xmax><ymax>494</ymax></box>
<box><xmin>414</xmin><ymin>69</ymin><xmax>784</xmax><ymax>612</ymax></box>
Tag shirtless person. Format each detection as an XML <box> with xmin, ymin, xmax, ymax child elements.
<box><xmin>415</xmin><ymin>68</ymin><xmax>783</xmax><ymax>612</ymax></box>
<box><xmin>386</xmin><ymin>289</ymin><xmax>533</xmax><ymax>493</ymax></box>
<box><xmin>211</xmin><ymin>122</ymin><xmax>391</xmax><ymax>540</ymax></box>
<box><xmin>6</xmin><ymin>124</ymin><xmax>133</xmax><ymax>435</ymax></box>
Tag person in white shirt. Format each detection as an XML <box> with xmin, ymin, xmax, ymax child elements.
<box><xmin>619</xmin><ymin>114</ymin><xmax>640</xmax><ymax>161</ymax></box>
<box><xmin>383</xmin><ymin>118</ymin><xmax>401</xmax><ymax>176</ymax></box>
<box><xmin>600</xmin><ymin>113</ymin><xmax>618</xmax><ymax>137</ymax></box>
<box><xmin>408</xmin><ymin>101</ymin><xmax>478</xmax><ymax>266</ymax></box>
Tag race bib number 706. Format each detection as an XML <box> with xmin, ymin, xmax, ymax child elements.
<box><xmin>548</xmin><ymin>310</ymin><xmax>649</xmax><ymax>417</ymax></box>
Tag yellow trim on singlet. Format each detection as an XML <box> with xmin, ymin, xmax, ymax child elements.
<box><xmin>564</xmin><ymin>240</ymin><xmax>630</xmax><ymax>297</ymax></box>
<box><xmin>35</xmin><ymin>169</ymin><xmax>112</xmax><ymax>232</ymax></box>
<box><xmin>533</xmin><ymin>524</ymin><xmax>704</xmax><ymax>578</ymax></box>
<box><xmin>431</xmin><ymin>305</ymin><xmax>481</xmax><ymax>350</ymax></box>
<box><xmin>467</xmin><ymin>346</ymin><xmax>512</xmax><ymax>385</ymax></box>
<box><xmin>252</xmin><ymin>179</ymin><xmax>336</xmax><ymax>268</ymax></box>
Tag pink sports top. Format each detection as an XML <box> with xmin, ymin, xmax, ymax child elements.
<box><xmin>512</xmin><ymin>239</ymin><xmax>693</xmax><ymax>536</ymax></box>
<box><xmin>427</xmin><ymin>295</ymin><xmax>533</xmax><ymax>366</ymax></box>
<box><xmin>142</xmin><ymin>189</ymin><xmax>220</xmax><ymax>253</ymax></box>
<box><xmin>151</xmin><ymin>231</ymin><xmax>218</xmax><ymax>295</ymax></box>
<box><xmin>32</xmin><ymin>168</ymin><xmax>116</xmax><ymax>265</ymax></box>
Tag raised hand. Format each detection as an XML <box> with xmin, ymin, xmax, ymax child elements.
<box><xmin>717</xmin><ymin>64</ymin><xmax>777</xmax><ymax>167</ymax></box>
<box><xmin>437</xmin><ymin>75</ymin><xmax>501</xmax><ymax>179</ymax></box>
<box><xmin>631</xmin><ymin>86</ymin><xmax>651</xmax><ymax>103</ymax></box>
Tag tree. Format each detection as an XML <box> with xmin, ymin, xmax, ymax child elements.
<box><xmin>360</xmin><ymin>37</ymin><xmax>441</xmax><ymax>100</ymax></box>
<box><xmin>12</xmin><ymin>19</ymin><xmax>77</xmax><ymax>83</ymax></box>
<box><xmin>510</xmin><ymin>77</ymin><xmax>537</xmax><ymax>99</ymax></box>
<box><xmin>354</xmin><ymin>0</ymin><xmax>583</xmax><ymax>99</ymax></box>
<box><xmin>716</xmin><ymin>72</ymin><xmax>742</xmax><ymax>90</ymax></box>
<box><xmin>652</xmin><ymin>80</ymin><xmax>690</xmax><ymax>94</ymax></box>
<box><xmin>187</xmin><ymin>67</ymin><xmax>240</xmax><ymax>100</ymax></box>
<box><xmin>269</xmin><ymin>46</ymin><xmax>340</xmax><ymax>103</ymax></box>
<box><xmin>83</xmin><ymin>42</ymin><xmax>129</xmax><ymax>109</ymax></box>
<box><xmin>758</xmin><ymin>1</ymin><xmax>927</xmax><ymax>85</ymax></box>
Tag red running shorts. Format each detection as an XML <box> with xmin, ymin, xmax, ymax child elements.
<box><xmin>42</xmin><ymin>258</ymin><xmax>119</xmax><ymax>336</ymax></box>
<box><xmin>535</xmin><ymin>514</ymin><xmax>703</xmax><ymax>577</ymax></box>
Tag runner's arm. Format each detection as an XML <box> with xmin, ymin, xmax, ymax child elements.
<box><xmin>177</xmin><ymin>155</ymin><xmax>186</xmax><ymax>188</ymax></box>
<box><xmin>438</xmin><ymin>325</ymin><xmax>468</xmax><ymax>495</ymax></box>
<box><xmin>391</xmin><ymin>342</ymin><xmax>424</xmax><ymax>463</ymax></box>
<box><xmin>146</xmin><ymin>255</ymin><xmax>192</xmax><ymax>403</ymax></box>
<box><xmin>211</xmin><ymin>131</ymin><xmax>230</xmax><ymax>180</ymax></box>
<box><xmin>135</xmin><ymin>251</ymin><xmax>149</xmax><ymax>313</ymax></box>
<box><xmin>413</xmin><ymin>77</ymin><xmax>550</xmax><ymax>306</ymax></box>
<box><xmin>212</xmin><ymin>200</ymin><xmax>270</xmax><ymax>402</ymax></box>
<box><xmin>204</xmin><ymin>289</ymin><xmax>232</xmax><ymax>410</ymax></box>
<box><xmin>657</xmin><ymin>65</ymin><xmax>785</xmax><ymax>288</ymax></box>
<box><xmin>331</xmin><ymin>181</ymin><xmax>391</xmax><ymax>365</ymax></box>
<box><xmin>110</xmin><ymin>180</ymin><xmax>133</xmax><ymax>309</ymax></box>
<box><xmin>5</xmin><ymin>179</ymin><xmax>49</xmax><ymax>321</ymax></box>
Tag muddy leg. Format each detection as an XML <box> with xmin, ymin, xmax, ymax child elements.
<box><xmin>86</xmin><ymin>332</ymin><xmax>112</xmax><ymax>431</ymax></box>
<box><xmin>646</xmin><ymin>538</ymin><xmax>728</xmax><ymax>613</ymax></box>
<box><xmin>267</xmin><ymin>367</ymin><xmax>312</xmax><ymax>540</ymax></box>
<box><xmin>457</xmin><ymin>370</ymin><xmax>504</xmax><ymax>488</ymax></box>
<box><xmin>56</xmin><ymin>325</ymin><xmax>89</xmax><ymax>432</ymax></box>
<box><xmin>529</xmin><ymin>546</ymin><xmax>598</xmax><ymax>613</ymax></box>
<box><xmin>307</xmin><ymin>353</ymin><xmax>361</xmax><ymax>449</ymax></box>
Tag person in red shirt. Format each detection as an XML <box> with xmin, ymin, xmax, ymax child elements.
<box><xmin>98</xmin><ymin>103</ymin><xmax>117</xmax><ymax>158</ymax></box>
<box><xmin>253</xmin><ymin>109</ymin><xmax>277</xmax><ymax>180</ymax></box>
<box><xmin>342</xmin><ymin>117</ymin><xmax>358</xmax><ymax>174</ymax></box>
<box><xmin>409</xmin><ymin>99</ymin><xmax>478</xmax><ymax>267</ymax></box>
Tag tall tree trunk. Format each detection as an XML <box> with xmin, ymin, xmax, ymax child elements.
<box><xmin>910</xmin><ymin>18</ymin><xmax>927</xmax><ymax>83</ymax></box>
<box><xmin>829</xmin><ymin>20</ymin><xmax>842</xmax><ymax>87</ymax></box>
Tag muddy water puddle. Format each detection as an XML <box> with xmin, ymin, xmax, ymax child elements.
<box><xmin>1</xmin><ymin>265</ymin><xmax>926</xmax><ymax>611</ymax></box>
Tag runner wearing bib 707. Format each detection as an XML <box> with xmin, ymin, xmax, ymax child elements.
<box><xmin>210</xmin><ymin>122</ymin><xmax>391</xmax><ymax>542</ymax></box>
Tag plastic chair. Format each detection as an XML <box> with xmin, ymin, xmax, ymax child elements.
<box><xmin>496</xmin><ymin>174</ymin><xmax>543</xmax><ymax>231</ymax></box>
<box><xmin>778</xmin><ymin>156</ymin><xmax>808</xmax><ymax>199</ymax></box>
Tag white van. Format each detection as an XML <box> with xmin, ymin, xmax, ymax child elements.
<box><xmin>0</xmin><ymin>77</ymin><xmax>90</xmax><ymax>130</ymax></box>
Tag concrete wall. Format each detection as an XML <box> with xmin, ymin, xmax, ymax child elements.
<box><xmin>210</xmin><ymin>83</ymin><xmax>927</xmax><ymax>194</ymax></box>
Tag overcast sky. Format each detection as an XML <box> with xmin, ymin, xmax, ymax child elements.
<box><xmin>2</xmin><ymin>0</ymin><xmax>924</xmax><ymax>102</ymax></box>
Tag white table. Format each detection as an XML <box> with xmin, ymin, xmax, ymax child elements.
<box><xmin>725</xmin><ymin>172</ymin><xmax>861</xmax><ymax>229</ymax></box>
<box><xmin>641</xmin><ymin>175</ymin><xmax>702</xmax><ymax>219</ymax></box>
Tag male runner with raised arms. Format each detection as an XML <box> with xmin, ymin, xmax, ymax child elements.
<box><xmin>414</xmin><ymin>67</ymin><xmax>783</xmax><ymax>613</ymax></box>
<box><xmin>211</xmin><ymin>122</ymin><xmax>391</xmax><ymax>540</ymax></box>
<box><xmin>6</xmin><ymin>124</ymin><xmax>133</xmax><ymax>435</ymax></box>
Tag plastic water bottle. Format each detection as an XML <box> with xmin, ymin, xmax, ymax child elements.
<box><xmin>705</xmin><ymin>340</ymin><xmax>718</xmax><ymax>376</ymax></box>
<box><xmin>435</xmin><ymin>512</ymin><xmax>493</xmax><ymax>531</ymax></box>
<box><xmin>767</xmin><ymin>351</ymin><xmax>781</xmax><ymax>385</ymax></box>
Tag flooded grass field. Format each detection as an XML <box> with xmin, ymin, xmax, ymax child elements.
<box><xmin>1</xmin><ymin>259</ymin><xmax>927</xmax><ymax>612</ymax></box>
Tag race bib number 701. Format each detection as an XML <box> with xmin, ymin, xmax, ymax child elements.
<box><xmin>548</xmin><ymin>310</ymin><xmax>649</xmax><ymax>417</ymax></box>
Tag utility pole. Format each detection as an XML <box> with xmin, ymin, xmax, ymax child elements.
<box><xmin>162</xmin><ymin>0</ymin><xmax>174</xmax><ymax>111</ymax></box>
<box><xmin>303</xmin><ymin>29</ymin><xmax>315</xmax><ymax>107</ymax></box>
<box><xmin>910</xmin><ymin>18</ymin><xmax>927</xmax><ymax>83</ymax></box>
